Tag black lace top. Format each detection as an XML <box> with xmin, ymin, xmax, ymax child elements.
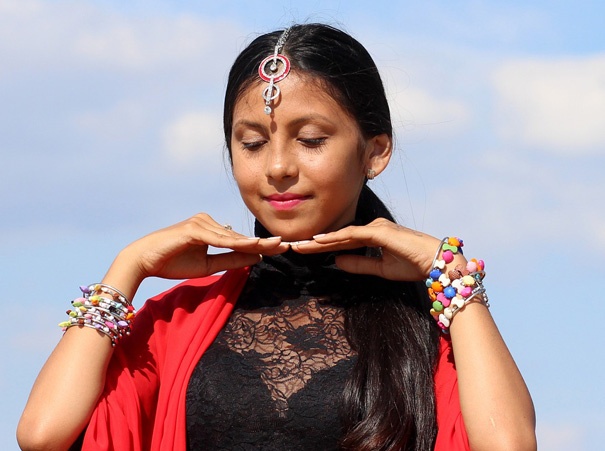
<box><xmin>187</xmin><ymin>247</ymin><xmax>368</xmax><ymax>450</ymax></box>
<box><xmin>185</xmin><ymin>235</ymin><xmax>384</xmax><ymax>450</ymax></box>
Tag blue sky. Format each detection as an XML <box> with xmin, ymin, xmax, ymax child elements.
<box><xmin>1</xmin><ymin>1</ymin><xmax>604</xmax><ymax>449</ymax></box>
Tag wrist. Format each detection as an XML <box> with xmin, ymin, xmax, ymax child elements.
<box><xmin>59</xmin><ymin>282</ymin><xmax>136</xmax><ymax>347</ymax></box>
<box><xmin>102</xmin><ymin>247</ymin><xmax>146</xmax><ymax>302</ymax></box>
<box><xmin>426</xmin><ymin>237</ymin><xmax>488</xmax><ymax>333</ymax></box>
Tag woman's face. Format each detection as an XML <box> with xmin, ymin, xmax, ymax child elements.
<box><xmin>230</xmin><ymin>72</ymin><xmax>379</xmax><ymax>242</ymax></box>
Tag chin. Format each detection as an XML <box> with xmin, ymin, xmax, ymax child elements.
<box><xmin>264</xmin><ymin>223</ymin><xmax>317</xmax><ymax>242</ymax></box>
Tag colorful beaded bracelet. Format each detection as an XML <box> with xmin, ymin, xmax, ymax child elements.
<box><xmin>426</xmin><ymin>237</ymin><xmax>489</xmax><ymax>333</ymax></box>
<box><xmin>80</xmin><ymin>283</ymin><xmax>129</xmax><ymax>305</ymax></box>
<box><xmin>59</xmin><ymin>284</ymin><xmax>135</xmax><ymax>346</ymax></box>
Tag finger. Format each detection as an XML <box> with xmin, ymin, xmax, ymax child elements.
<box><xmin>334</xmin><ymin>254</ymin><xmax>384</xmax><ymax>277</ymax></box>
<box><xmin>186</xmin><ymin>213</ymin><xmax>261</xmax><ymax>244</ymax></box>
<box><xmin>196</xmin><ymin>215</ymin><xmax>281</xmax><ymax>244</ymax></box>
<box><xmin>188</xmin><ymin>215</ymin><xmax>289</xmax><ymax>251</ymax></box>
<box><xmin>290</xmin><ymin>239</ymin><xmax>363</xmax><ymax>254</ymax></box>
<box><xmin>206</xmin><ymin>251</ymin><xmax>263</xmax><ymax>274</ymax></box>
<box><xmin>181</xmin><ymin>222</ymin><xmax>284</xmax><ymax>252</ymax></box>
<box><xmin>290</xmin><ymin>224</ymin><xmax>384</xmax><ymax>253</ymax></box>
<box><xmin>192</xmin><ymin>214</ymin><xmax>246</xmax><ymax>238</ymax></box>
<box><xmin>312</xmin><ymin>225</ymin><xmax>385</xmax><ymax>247</ymax></box>
<box><xmin>224</xmin><ymin>236</ymin><xmax>290</xmax><ymax>254</ymax></box>
<box><xmin>260</xmin><ymin>243</ymin><xmax>291</xmax><ymax>256</ymax></box>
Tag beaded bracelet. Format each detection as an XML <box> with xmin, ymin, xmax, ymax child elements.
<box><xmin>81</xmin><ymin>283</ymin><xmax>129</xmax><ymax>305</ymax></box>
<box><xmin>426</xmin><ymin>237</ymin><xmax>489</xmax><ymax>333</ymax></box>
<box><xmin>59</xmin><ymin>284</ymin><xmax>135</xmax><ymax>346</ymax></box>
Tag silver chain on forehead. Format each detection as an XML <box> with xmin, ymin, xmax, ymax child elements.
<box><xmin>258</xmin><ymin>28</ymin><xmax>292</xmax><ymax>115</ymax></box>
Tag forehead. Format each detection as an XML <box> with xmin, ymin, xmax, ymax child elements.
<box><xmin>233</xmin><ymin>71</ymin><xmax>355</xmax><ymax>125</ymax></box>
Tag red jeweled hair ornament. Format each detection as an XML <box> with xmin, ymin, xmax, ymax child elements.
<box><xmin>258</xmin><ymin>28</ymin><xmax>291</xmax><ymax>115</ymax></box>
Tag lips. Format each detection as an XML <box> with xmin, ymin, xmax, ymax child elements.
<box><xmin>264</xmin><ymin>193</ymin><xmax>311</xmax><ymax>211</ymax></box>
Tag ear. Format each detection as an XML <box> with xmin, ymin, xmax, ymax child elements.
<box><xmin>364</xmin><ymin>133</ymin><xmax>392</xmax><ymax>177</ymax></box>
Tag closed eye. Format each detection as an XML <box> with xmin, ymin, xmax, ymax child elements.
<box><xmin>241</xmin><ymin>140</ymin><xmax>266</xmax><ymax>150</ymax></box>
<box><xmin>299</xmin><ymin>137</ymin><xmax>327</xmax><ymax>148</ymax></box>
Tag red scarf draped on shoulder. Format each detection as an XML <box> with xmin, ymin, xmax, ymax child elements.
<box><xmin>81</xmin><ymin>268</ymin><xmax>468</xmax><ymax>450</ymax></box>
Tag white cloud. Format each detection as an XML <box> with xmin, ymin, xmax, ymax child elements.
<box><xmin>161</xmin><ymin>111</ymin><xmax>224</xmax><ymax>166</ymax></box>
<box><xmin>596</xmin><ymin>218</ymin><xmax>605</xmax><ymax>250</ymax></box>
<box><xmin>385</xmin><ymin>72</ymin><xmax>471</xmax><ymax>137</ymax></box>
<box><xmin>536</xmin><ymin>421</ymin><xmax>586</xmax><ymax>451</ymax></box>
<box><xmin>493</xmin><ymin>55</ymin><xmax>605</xmax><ymax>155</ymax></box>
<box><xmin>415</xmin><ymin>2</ymin><xmax>549</xmax><ymax>46</ymax></box>
<box><xmin>72</xmin><ymin>100</ymin><xmax>148</xmax><ymax>140</ymax></box>
<box><xmin>419</xmin><ymin>148</ymin><xmax>605</xmax><ymax>252</ymax></box>
<box><xmin>0</xmin><ymin>0</ymin><xmax>41</xmax><ymax>14</ymax></box>
<box><xmin>0</xmin><ymin>0</ymin><xmax>240</xmax><ymax>75</ymax></box>
<box><xmin>71</xmin><ymin>15</ymin><xmax>233</xmax><ymax>72</ymax></box>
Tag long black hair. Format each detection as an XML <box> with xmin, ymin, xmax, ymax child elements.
<box><xmin>224</xmin><ymin>23</ymin><xmax>441</xmax><ymax>451</ymax></box>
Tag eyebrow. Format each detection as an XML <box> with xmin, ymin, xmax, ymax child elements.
<box><xmin>232</xmin><ymin>119</ymin><xmax>265</xmax><ymax>131</ymax></box>
<box><xmin>232</xmin><ymin>114</ymin><xmax>337</xmax><ymax>131</ymax></box>
<box><xmin>288</xmin><ymin>114</ymin><xmax>337</xmax><ymax>128</ymax></box>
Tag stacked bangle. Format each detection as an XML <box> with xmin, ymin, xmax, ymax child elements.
<box><xmin>426</xmin><ymin>237</ymin><xmax>489</xmax><ymax>333</ymax></box>
<box><xmin>59</xmin><ymin>283</ymin><xmax>136</xmax><ymax>346</ymax></box>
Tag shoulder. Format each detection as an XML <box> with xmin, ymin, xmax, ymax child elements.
<box><xmin>153</xmin><ymin>269</ymin><xmax>246</xmax><ymax>306</ymax></box>
<box><xmin>135</xmin><ymin>268</ymin><xmax>250</xmax><ymax>325</ymax></box>
<box><xmin>145</xmin><ymin>274</ymin><xmax>225</xmax><ymax>312</ymax></box>
<box><xmin>117</xmin><ymin>268</ymin><xmax>250</xmax><ymax>353</ymax></box>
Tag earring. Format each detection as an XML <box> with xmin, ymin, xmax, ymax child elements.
<box><xmin>367</xmin><ymin>168</ymin><xmax>376</xmax><ymax>180</ymax></box>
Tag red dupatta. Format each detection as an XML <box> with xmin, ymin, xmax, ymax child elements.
<box><xmin>82</xmin><ymin>267</ymin><xmax>468</xmax><ymax>450</ymax></box>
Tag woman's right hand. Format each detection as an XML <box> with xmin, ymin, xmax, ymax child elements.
<box><xmin>16</xmin><ymin>213</ymin><xmax>288</xmax><ymax>451</ymax></box>
<box><xmin>105</xmin><ymin>213</ymin><xmax>289</xmax><ymax>300</ymax></box>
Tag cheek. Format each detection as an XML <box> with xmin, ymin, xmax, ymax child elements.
<box><xmin>230</xmin><ymin>153</ymin><xmax>245</xmax><ymax>181</ymax></box>
<box><xmin>232</xmin><ymin>168</ymin><xmax>248</xmax><ymax>193</ymax></box>
<box><xmin>231</xmin><ymin>159</ymin><xmax>257</xmax><ymax>198</ymax></box>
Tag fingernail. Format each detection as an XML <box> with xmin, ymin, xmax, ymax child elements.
<box><xmin>268</xmin><ymin>236</ymin><xmax>282</xmax><ymax>240</ymax></box>
<box><xmin>313</xmin><ymin>234</ymin><xmax>326</xmax><ymax>239</ymax></box>
<box><xmin>292</xmin><ymin>240</ymin><xmax>311</xmax><ymax>246</ymax></box>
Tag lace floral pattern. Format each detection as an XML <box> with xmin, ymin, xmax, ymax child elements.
<box><xmin>185</xmin><ymin>248</ymin><xmax>364</xmax><ymax>450</ymax></box>
<box><xmin>219</xmin><ymin>296</ymin><xmax>353</xmax><ymax>415</ymax></box>
<box><xmin>186</xmin><ymin>295</ymin><xmax>356</xmax><ymax>450</ymax></box>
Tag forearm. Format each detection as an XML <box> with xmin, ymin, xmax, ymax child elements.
<box><xmin>448</xmin><ymin>259</ymin><xmax>536</xmax><ymax>450</ymax></box>
<box><xmin>17</xmin><ymin>251</ymin><xmax>143</xmax><ymax>450</ymax></box>
<box><xmin>17</xmin><ymin>327</ymin><xmax>114</xmax><ymax>450</ymax></box>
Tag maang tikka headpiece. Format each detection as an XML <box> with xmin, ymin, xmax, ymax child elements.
<box><xmin>258</xmin><ymin>28</ymin><xmax>291</xmax><ymax>115</ymax></box>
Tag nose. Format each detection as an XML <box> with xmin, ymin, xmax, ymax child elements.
<box><xmin>264</xmin><ymin>143</ymin><xmax>298</xmax><ymax>181</ymax></box>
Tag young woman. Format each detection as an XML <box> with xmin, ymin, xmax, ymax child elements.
<box><xmin>18</xmin><ymin>24</ymin><xmax>536</xmax><ymax>451</ymax></box>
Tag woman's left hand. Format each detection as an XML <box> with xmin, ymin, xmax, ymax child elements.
<box><xmin>291</xmin><ymin>218</ymin><xmax>445</xmax><ymax>281</ymax></box>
